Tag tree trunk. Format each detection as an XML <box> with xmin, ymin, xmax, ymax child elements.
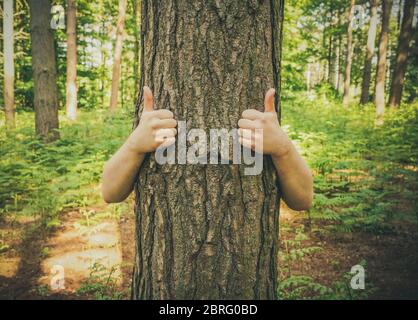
<box><xmin>327</xmin><ymin>4</ymin><xmax>335</xmax><ymax>87</ymax></box>
<box><xmin>109</xmin><ymin>0</ymin><xmax>128</xmax><ymax>112</ymax></box>
<box><xmin>337</xmin><ymin>32</ymin><xmax>343</xmax><ymax>92</ymax></box>
<box><xmin>343</xmin><ymin>0</ymin><xmax>355</xmax><ymax>107</ymax></box>
<box><xmin>375</xmin><ymin>0</ymin><xmax>393</xmax><ymax>123</ymax></box>
<box><xmin>397</xmin><ymin>0</ymin><xmax>404</xmax><ymax>30</ymax></box>
<box><xmin>360</xmin><ymin>0</ymin><xmax>379</xmax><ymax>105</ymax></box>
<box><xmin>28</xmin><ymin>0</ymin><xmax>60</xmax><ymax>142</ymax></box>
<box><xmin>66</xmin><ymin>0</ymin><xmax>78</xmax><ymax>120</ymax></box>
<box><xmin>132</xmin><ymin>0</ymin><xmax>141</xmax><ymax>99</ymax></box>
<box><xmin>100</xmin><ymin>0</ymin><xmax>107</xmax><ymax>108</ymax></box>
<box><xmin>3</xmin><ymin>0</ymin><xmax>15</xmax><ymax>128</ymax></box>
<box><xmin>132</xmin><ymin>0</ymin><xmax>284</xmax><ymax>300</ymax></box>
<box><xmin>388</xmin><ymin>0</ymin><xmax>416</xmax><ymax>108</ymax></box>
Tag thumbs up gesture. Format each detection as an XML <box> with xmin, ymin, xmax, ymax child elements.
<box><xmin>238</xmin><ymin>88</ymin><xmax>291</xmax><ymax>158</ymax></box>
<box><xmin>127</xmin><ymin>86</ymin><xmax>177</xmax><ymax>155</ymax></box>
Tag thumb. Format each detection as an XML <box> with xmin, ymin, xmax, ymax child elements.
<box><xmin>143</xmin><ymin>86</ymin><xmax>154</xmax><ymax>112</ymax></box>
<box><xmin>264</xmin><ymin>88</ymin><xmax>276</xmax><ymax>113</ymax></box>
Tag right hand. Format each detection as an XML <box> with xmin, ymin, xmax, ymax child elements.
<box><xmin>127</xmin><ymin>86</ymin><xmax>177</xmax><ymax>155</ymax></box>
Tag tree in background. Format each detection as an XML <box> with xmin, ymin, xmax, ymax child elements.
<box><xmin>3</xmin><ymin>0</ymin><xmax>15</xmax><ymax>128</ymax></box>
<box><xmin>389</xmin><ymin>0</ymin><xmax>417</xmax><ymax>108</ymax></box>
<box><xmin>132</xmin><ymin>0</ymin><xmax>140</xmax><ymax>99</ymax></box>
<box><xmin>132</xmin><ymin>0</ymin><xmax>284</xmax><ymax>299</ymax></box>
<box><xmin>375</xmin><ymin>0</ymin><xmax>393</xmax><ymax>123</ymax></box>
<box><xmin>66</xmin><ymin>0</ymin><xmax>78</xmax><ymax>120</ymax></box>
<box><xmin>329</xmin><ymin>8</ymin><xmax>341</xmax><ymax>91</ymax></box>
<box><xmin>109</xmin><ymin>0</ymin><xmax>128</xmax><ymax>112</ymax></box>
<box><xmin>28</xmin><ymin>0</ymin><xmax>60</xmax><ymax>141</ymax></box>
<box><xmin>343</xmin><ymin>0</ymin><xmax>356</xmax><ymax>107</ymax></box>
<box><xmin>360</xmin><ymin>0</ymin><xmax>379</xmax><ymax>105</ymax></box>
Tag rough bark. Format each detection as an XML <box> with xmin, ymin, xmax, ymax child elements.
<box><xmin>375</xmin><ymin>0</ymin><xmax>393</xmax><ymax>123</ymax></box>
<box><xmin>388</xmin><ymin>0</ymin><xmax>416</xmax><ymax>108</ymax></box>
<box><xmin>28</xmin><ymin>0</ymin><xmax>60</xmax><ymax>142</ymax></box>
<box><xmin>343</xmin><ymin>0</ymin><xmax>355</xmax><ymax>107</ymax></box>
<box><xmin>66</xmin><ymin>0</ymin><xmax>78</xmax><ymax>120</ymax></box>
<box><xmin>3</xmin><ymin>0</ymin><xmax>15</xmax><ymax>128</ymax></box>
<box><xmin>132</xmin><ymin>0</ymin><xmax>284</xmax><ymax>300</ymax></box>
<box><xmin>360</xmin><ymin>0</ymin><xmax>379</xmax><ymax>105</ymax></box>
<box><xmin>109</xmin><ymin>0</ymin><xmax>128</xmax><ymax>112</ymax></box>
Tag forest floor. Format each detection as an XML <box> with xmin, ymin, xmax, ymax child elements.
<box><xmin>1</xmin><ymin>95</ymin><xmax>417</xmax><ymax>299</ymax></box>
<box><xmin>0</xmin><ymin>200</ymin><xmax>417</xmax><ymax>299</ymax></box>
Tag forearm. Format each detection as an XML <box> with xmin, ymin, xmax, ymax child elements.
<box><xmin>271</xmin><ymin>143</ymin><xmax>313</xmax><ymax>211</ymax></box>
<box><xmin>102</xmin><ymin>137</ymin><xmax>145</xmax><ymax>203</ymax></box>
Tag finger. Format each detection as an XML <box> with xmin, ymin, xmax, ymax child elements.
<box><xmin>155</xmin><ymin>118</ymin><xmax>177</xmax><ymax>129</ymax></box>
<box><xmin>242</xmin><ymin>109</ymin><xmax>263</xmax><ymax>120</ymax></box>
<box><xmin>152</xmin><ymin>109</ymin><xmax>174</xmax><ymax>119</ymax></box>
<box><xmin>155</xmin><ymin>128</ymin><xmax>177</xmax><ymax>141</ymax></box>
<box><xmin>239</xmin><ymin>137</ymin><xmax>254</xmax><ymax>150</ymax></box>
<box><xmin>159</xmin><ymin>137</ymin><xmax>176</xmax><ymax>148</ymax></box>
<box><xmin>238</xmin><ymin>119</ymin><xmax>261</xmax><ymax>129</ymax></box>
<box><xmin>144</xmin><ymin>86</ymin><xmax>154</xmax><ymax>112</ymax></box>
<box><xmin>238</xmin><ymin>128</ymin><xmax>255</xmax><ymax>138</ymax></box>
<box><xmin>264</xmin><ymin>88</ymin><xmax>276</xmax><ymax>113</ymax></box>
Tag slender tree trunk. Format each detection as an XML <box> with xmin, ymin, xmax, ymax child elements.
<box><xmin>334</xmin><ymin>41</ymin><xmax>341</xmax><ymax>90</ymax></box>
<box><xmin>327</xmin><ymin>4</ymin><xmax>335</xmax><ymax>87</ymax></box>
<box><xmin>375</xmin><ymin>0</ymin><xmax>393</xmax><ymax>123</ymax></box>
<box><xmin>3</xmin><ymin>0</ymin><xmax>15</xmax><ymax>128</ymax></box>
<box><xmin>28</xmin><ymin>0</ymin><xmax>60</xmax><ymax>142</ymax></box>
<box><xmin>397</xmin><ymin>0</ymin><xmax>404</xmax><ymax>30</ymax></box>
<box><xmin>337</xmin><ymin>32</ymin><xmax>343</xmax><ymax>92</ymax></box>
<box><xmin>343</xmin><ymin>0</ymin><xmax>356</xmax><ymax>107</ymax></box>
<box><xmin>100</xmin><ymin>1</ymin><xmax>107</xmax><ymax>109</ymax></box>
<box><xmin>132</xmin><ymin>0</ymin><xmax>284</xmax><ymax>300</ymax></box>
<box><xmin>328</xmin><ymin>35</ymin><xmax>334</xmax><ymax>86</ymax></box>
<box><xmin>133</xmin><ymin>0</ymin><xmax>141</xmax><ymax>99</ymax></box>
<box><xmin>360</xmin><ymin>0</ymin><xmax>379</xmax><ymax>104</ymax></box>
<box><xmin>330</xmin><ymin>11</ymin><xmax>342</xmax><ymax>90</ymax></box>
<box><xmin>388</xmin><ymin>0</ymin><xmax>416</xmax><ymax>108</ymax></box>
<box><xmin>66</xmin><ymin>0</ymin><xmax>77</xmax><ymax>120</ymax></box>
<box><xmin>109</xmin><ymin>0</ymin><xmax>128</xmax><ymax>112</ymax></box>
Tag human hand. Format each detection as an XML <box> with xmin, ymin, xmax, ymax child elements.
<box><xmin>238</xmin><ymin>89</ymin><xmax>292</xmax><ymax>158</ymax></box>
<box><xmin>127</xmin><ymin>86</ymin><xmax>177</xmax><ymax>155</ymax></box>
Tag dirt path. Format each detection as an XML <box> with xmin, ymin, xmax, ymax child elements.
<box><xmin>0</xmin><ymin>206</ymin><xmax>133</xmax><ymax>299</ymax></box>
<box><xmin>38</xmin><ymin>210</ymin><xmax>123</xmax><ymax>296</ymax></box>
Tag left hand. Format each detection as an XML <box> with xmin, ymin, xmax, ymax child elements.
<box><xmin>238</xmin><ymin>88</ymin><xmax>292</xmax><ymax>158</ymax></box>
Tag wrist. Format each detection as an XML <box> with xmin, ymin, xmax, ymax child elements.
<box><xmin>125</xmin><ymin>133</ymin><xmax>146</xmax><ymax>157</ymax></box>
<box><xmin>271</xmin><ymin>139</ymin><xmax>293</xmax><ymax>160</ymax></box>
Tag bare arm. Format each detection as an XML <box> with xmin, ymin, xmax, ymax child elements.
<box><xmin>102</xmin><ymin>138</ymin><xmax>145</xmax><ymax>203</ymax></box>
<box><xmin>271</xmin><ymin>143</ymin><xmax>313</xmax><ymax>211</ymax></box>
<box><xmin>238</xmin><ymin>89</ymin><xmax>313</xmax><ymax>211</ymax></box>
<box><xmin>102</xmin><ymin>87</ymin><xmax>177</xmax><ymax>203</ymax></box>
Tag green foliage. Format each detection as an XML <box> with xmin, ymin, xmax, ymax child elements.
<box><xmin>279</xmin><ymin>224</ymin><xmax>377</xmax><ymax>300</ymax></box>
<box><xmin>279</xmin><ymin>270</ymin><xmax>376</xmax><ymax>300</ymax></box>
<box><xmin>77</xmin><ymin>262</ymin><xmax>127</xmax><ymax>300</ymax></box>
<box><xmin>0</xmin><ymin>110</ymin><xmax>131</xmax><ymax>225</ymax></box>
<box><xmin>283</xmin><ymin>91</ymin><xmax>418</xmax><ymax>235</ymax></box>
